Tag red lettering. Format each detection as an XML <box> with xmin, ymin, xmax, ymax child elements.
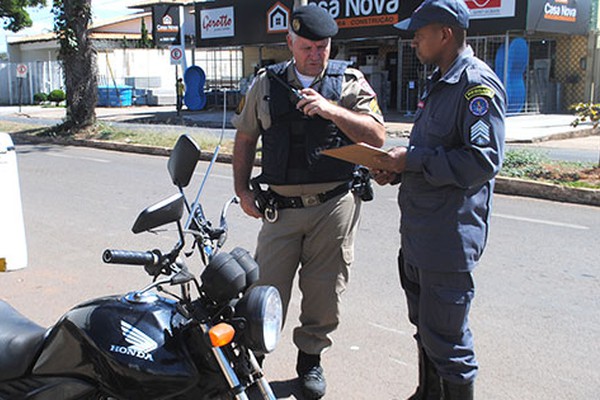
<box><xmin>202</xmin><ymin>14</ymin><xmax>233</xmax><ymax>30</ymax></box>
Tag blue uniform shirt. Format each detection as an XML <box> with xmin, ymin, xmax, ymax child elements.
<box><xmin>400</xmin><ymin>46</ymin><xmax>506</xmax><ymax>272</ymax></box>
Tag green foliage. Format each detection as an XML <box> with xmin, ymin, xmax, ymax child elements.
<box><xmin>570</xmin><ymin>102</ymin><xmax>600</xmax><ymax>129</ymax></box>
<box><xmin>0</xmin><ymin>0</ymin><xmax>45</xmax><ymax>32</ymax></box>
<box><xmin>569</xmin><ymin>102</ymin><xmax>600</xmax><ymax>166</ymax></box>
<box><xmin>501</xmin><ymin>149</ymin><xmax>598</xmax><ymax>188</ymax></box>
<box><xmin>51</xmin><ymin>0</ymin><xmax>91</xmax><ymax>59</ymax></box>
<box><xmin>33</xmin><ymin>92</ymin><xmax>48</xmax><ymax>104</ymax></box>
<box><xmin>48</xmin><ymin>89</ymin><xmax>65</xmax><ymax>105</ymax></box>
<box><xmin>138</xmin><ymin>18</ymin><xmax>152</xmax><ymax>48</ymax></box>
<box><xmin>501</xmin><ymin>149</ymin><xmax>548</xmax><ymax>179</ymax></box>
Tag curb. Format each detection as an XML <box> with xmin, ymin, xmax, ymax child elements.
<box><xmin>495</xmin><ymin>176</ymin><xmax>600</xmax><ymax>207</ymax></box>
<box><xmin>10</xmin><ymin>133</ymin><xmax>599</xmax><ymax>207</ymax></box>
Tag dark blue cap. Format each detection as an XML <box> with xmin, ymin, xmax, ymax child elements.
<box><xmin>291</xmin><ymin>5</ymin><xmax>338</xmax><ymax>41</ymax></box>
<box><xmin>394</xmin><ymin>0</ymin><xmax>470</xmax><ymax>31</ymax></box>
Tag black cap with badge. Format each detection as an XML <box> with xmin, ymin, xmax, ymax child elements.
<box><xmin>291</xmin><ymin>5</ymin><xmax>338</xmax><ymax>41</ymax></box>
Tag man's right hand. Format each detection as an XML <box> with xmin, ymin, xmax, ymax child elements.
<box><xmin>371</xmin><ymin>170</ymin><xmax>399</xmax><ymax>186</ymax></box>
<box><xmin>238</xmin><ymin>190</ymin><xmax>263</xmax><ymax>219</ymax></box>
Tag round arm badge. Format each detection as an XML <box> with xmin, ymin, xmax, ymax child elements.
<box><xmin>469</xmin><ymin>96</ymin><xmax>489</xmax><ymax>117</ymax></box>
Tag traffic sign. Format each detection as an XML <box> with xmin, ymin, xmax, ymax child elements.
<box><xmin>16</xmin><ymin>64</ymin><xmax>28</xmax><ymax>78</ymax></box>
<box><xmin>170</xmin><ymin>46</ymin><xmax>184</xmax><ymax>65</ymax></box>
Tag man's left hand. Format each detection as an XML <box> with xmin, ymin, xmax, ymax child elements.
<box><xmin>296</xmin><ymin>88</ymin><xmax>336</xmax><ymax>119</ymax></box>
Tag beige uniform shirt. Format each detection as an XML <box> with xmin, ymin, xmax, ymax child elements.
<box><xmin>232</xmin><ymin>60</ymin><xmax>384</xmax><ymax>138</ymax></box>
<box><xmin>232</xmin><ymin>60</ymin><xmax>384</xmax><ymax>196</ymax></box>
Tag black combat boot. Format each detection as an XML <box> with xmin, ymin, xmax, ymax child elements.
<box><xmin>296</xmin><ymin>350</ymin><xmax>326</xmax><ymax>399</ymax></box>
<box><xmin>441</xmin><ymin>380</ymin><xmax>474</xmax><ymax>400</ymax></box>
<box><xmin>407</xmin><ymin>347</ymin><xmax>442</xmax><ymax>400</ymax></box>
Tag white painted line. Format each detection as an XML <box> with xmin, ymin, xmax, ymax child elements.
<box><xmin>493</xmin><ymin>213</ymin><xmax>589</xmax><ymax>230</ymax></box>
<box><xmin>368</xmin><ymin>322</ymin><xmax>407</xmax><ymax>335</ymax></box>
<box><xmin>48</xmin><ymin>153</ymin><xmax>110</xmax><ymax>163</ymax></box>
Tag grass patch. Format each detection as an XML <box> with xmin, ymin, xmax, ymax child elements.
<box><xmin>501</xmin><ymin>149</ymin><xmax>600</xmax><ymax>189</ymax></box>
<box><xmin>0</xmin><ymin>120</ymin><xmax>47</xmax><ymax>135</ymax></box>
<box><xmin>2</xmin><ymin>120</ymin><xmax>233</xmax><ymax>154</ymax></box>
<box><xmin>90</xmin><ymin>122</ymin><xmax>231</xmax><ymax>152</ymax></box>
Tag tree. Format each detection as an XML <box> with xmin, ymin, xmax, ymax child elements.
<box><xmin>0</xmin><ymin>0</ymin><xmax>46</xmax><ymax>32</ymax></box>
<box><xmin>52</xmin><ymin>0</ymin><xmax>97</xmax><ymax>133</ymax></box>
<box><xmin>138</xmin><ymin>17</ymin><xmax>152</xmax><ymax>48</ymax></box>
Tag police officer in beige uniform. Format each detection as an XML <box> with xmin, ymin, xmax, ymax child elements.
<box><xmin>232</xmin><ymin>5</ymin><xmax>385</xmax><ymax>399</ymax></box>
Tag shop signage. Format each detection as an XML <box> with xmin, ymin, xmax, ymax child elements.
<box><xmin>194</xmin><ymin>0</ymin><xmax>590</xmax><ymax>47</ymax></box>
<box><xmin>153</xmin><ymin>4</ymin><xmax>181</xmax><ymax>48</ymax></box>
<box><xmin>466</xmin><ymin>0</ymin><xmax>516</xmax><ymax>20</ymax></box>
<box><xmin>526</xmin><ymin>0</ymin><xmax>591</xmax><ymax>35</ymax></box>
<box><xmin>200</xmin><ymin>6</ymin><xmax>235</xmax><ymax>39</ymax></box>
<box><xmin>267</xmin><ymin>2</ymin><xmax>290</xmax><ymax>33</ymax></box>
<box><xmin>309</xmin><ymin>0</ymin><xmax>400</xmax><ymax>28</ymax></box>
<box><xmin>196</xmin><ymin>0</ymin><xmax>418</xmax><ymax>46</ymax></box>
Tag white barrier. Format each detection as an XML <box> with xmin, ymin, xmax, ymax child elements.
<box><xmin>0</xmin><ymin>132</ymin><xmax>27</xmax><ymax>271</ymax></box>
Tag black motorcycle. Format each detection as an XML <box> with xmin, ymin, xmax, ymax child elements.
<box><xmin>0</xmin><ymin>134</ymin><xmax>282</xmax><ymax>400</ymax></box>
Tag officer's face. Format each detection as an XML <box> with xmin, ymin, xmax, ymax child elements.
<box><xmin>411</xmin><ymin>24</ymin><xmax>447</xmax><ymax>65</ymax></box>
<box><xmin>287</xmin><ymin>35</ymin><xmax>331</xmax><ymax>77</ymax></box>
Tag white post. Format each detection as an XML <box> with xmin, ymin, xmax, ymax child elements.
<box><xmin>0</xmin><ymin>133</ymin><xmax>28</xmax><ymax>271</ymax></box>
<box><xmin>179</xmin><ymin>4</ymin><xmax>188</xmax><ymax>73</ymax></box>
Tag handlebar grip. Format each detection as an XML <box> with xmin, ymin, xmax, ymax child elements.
<box><xmin>102</xmin><ymin>249</ymin><xmax>159</xmax><ymax>266</ymax></box>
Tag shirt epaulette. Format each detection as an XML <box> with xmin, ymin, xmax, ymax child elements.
<box><xmin>343</xmin><ymin>67</ymin><xmax>363</xmax><ymax>82</ymax></box>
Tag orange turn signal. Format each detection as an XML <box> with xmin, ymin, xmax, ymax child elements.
<box><xmin>208</xmin><ymin>323</ymin><xmax>235</xmax><ymax>347</ymax></box>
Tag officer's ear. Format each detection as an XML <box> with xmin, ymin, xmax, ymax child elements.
<box><xmin>440</xmin><ymin>26</ymin><xmax>454</xmax><ymax>44</ymax></box>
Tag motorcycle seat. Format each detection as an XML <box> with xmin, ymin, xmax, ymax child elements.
<box><xmin>0</xmin><ymin>300</ymin><xmax>48</xmax><ymax>380</ymax></box>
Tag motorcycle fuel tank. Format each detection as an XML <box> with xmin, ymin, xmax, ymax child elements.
<box><xmin>33</xmin><ymin>292</ymin><xmax>200</xmax><ymax>399</ymax></box>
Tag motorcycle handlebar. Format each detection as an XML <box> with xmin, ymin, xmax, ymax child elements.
<box><xmin>102</xmin><ymin>249</ymin><xmax>160</xmax><ymax>266</ymax></box>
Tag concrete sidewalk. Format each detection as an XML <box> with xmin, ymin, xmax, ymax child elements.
<box><xmin>1</xmin><ymin>104</ymin><xmax>596</xmax><ymax>143</ymax></box>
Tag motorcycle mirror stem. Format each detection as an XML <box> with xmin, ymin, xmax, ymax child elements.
<box><xmin>184</xmin><ymin>91</ymin><xmax>228</xmax><ymax>232</ymax></box>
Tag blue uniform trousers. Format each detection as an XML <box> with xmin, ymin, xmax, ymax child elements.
<box><xmin>398</xmin><ymin>251</ymin><xmax>478</xmax><ymax>384</ymax></box>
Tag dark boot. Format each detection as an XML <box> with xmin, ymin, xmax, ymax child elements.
<box><xmin>442</xmin><ymin>380</ymin><xmax>474</xmax><ymax>400</ymax></box>
<box><xmin>407</xmin><ymin>347</ymin><xmax>442</xmax><ymax>400</ymax></box>
<box><xmin>296</xmin><ymin>350</ymin><xmax>326</xmax><ymax>399</ymax></box>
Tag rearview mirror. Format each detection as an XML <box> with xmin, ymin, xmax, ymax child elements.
<box><xmin>132</xmin><ymin>193</ymin><xmax>184</xmax><ymax>233</ymax></box>
<box><xmin>168</xmin><ymin>135</ymin><xmax>201</xmax><ymax>188</ymax></box>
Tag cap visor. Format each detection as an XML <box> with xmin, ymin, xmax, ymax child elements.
<box><xmin>393</xmin><ymin>18</ymin><xmax>412</xmax><ymax>31</ymax></box>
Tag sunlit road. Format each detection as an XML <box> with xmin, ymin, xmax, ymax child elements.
<box><xmin>2</xmin><ymin>144</ymin><xmax>598</xmax><ymax>399</ymax></box>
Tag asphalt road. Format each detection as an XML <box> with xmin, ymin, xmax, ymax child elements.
<box><xmin>1</xmin><ymin>144</ymin><xmax>599</xmax><ymax>399</ymax></box>
<box><xmin>1</xmin><ymin>110</ymin><xmax>598</xmax><ymax>163</ymax></box>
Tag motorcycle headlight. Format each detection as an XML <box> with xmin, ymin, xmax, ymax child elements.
<box><xmin>235</xmin><ymin>285</ymin><xmax>282</xmax><ymax>354</ymax></box>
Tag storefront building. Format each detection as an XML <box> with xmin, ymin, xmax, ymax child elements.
<box><xmin>194</xmin><ymin>0</ymin><xmax>597</xmax><ymax>115</ymax></box>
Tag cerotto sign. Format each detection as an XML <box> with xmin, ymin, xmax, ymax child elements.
<box><xmin>200</xmin><ymin>6</ymin><xmax>235</xmax><ymax>39</ymax></box>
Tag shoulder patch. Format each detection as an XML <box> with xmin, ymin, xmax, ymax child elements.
<box><xmin>464</xmin><ymin>85</ymin><xmax>495</xmax><ymax>101</ymax></box>
<box><xmin>369</xmin><ymin>98</ymin><xmax>382</xmax><ymax>115</ymax></box>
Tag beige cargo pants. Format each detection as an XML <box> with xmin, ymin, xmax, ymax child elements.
<box><xmin>255</xmin><ymin>191</ymin><xmax>361</xmax><ymax>355</ymax></box>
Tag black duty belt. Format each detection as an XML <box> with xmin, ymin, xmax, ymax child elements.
<box><xmin>272</xmin><ymin>182</ymin><xmax>350</xmax><ymax>209</ymax></box>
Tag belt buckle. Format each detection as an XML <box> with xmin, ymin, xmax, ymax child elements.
<box><xmin>301</xmin><ymin>194</ymin><xmax>319</xmax><ymax>207</ymax></box>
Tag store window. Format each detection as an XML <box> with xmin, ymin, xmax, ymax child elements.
<box><xmin>195</xmin><ymin>47</ymin><xmax>243</xmax><ymax>90</ymax></box>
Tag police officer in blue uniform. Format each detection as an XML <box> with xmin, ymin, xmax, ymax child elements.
<box><xmin>372</xmin><ymin>1</ymin><xmax>506</xmax><ymax>399</ymax></box>
<box><xmin>232</xmin><ymin>5</ymin><xmax>385</xmax><ymax>399</ymax></box>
